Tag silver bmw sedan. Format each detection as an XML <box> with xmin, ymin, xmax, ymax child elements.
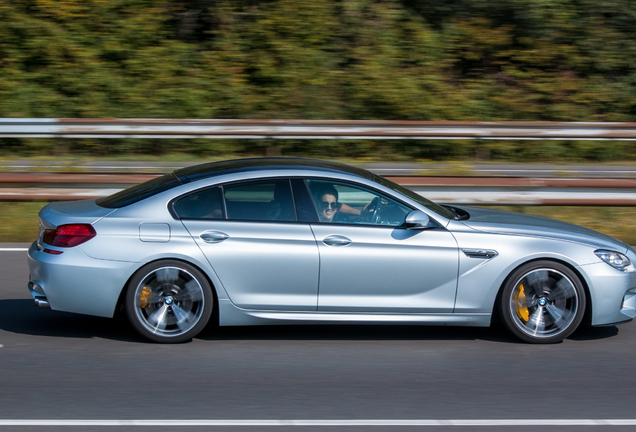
<box><xmin>27</xmin><ymin>158</ymin><xmax>636</xmax><ymax>343</ymax></box>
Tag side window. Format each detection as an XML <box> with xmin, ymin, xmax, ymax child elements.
<box><xmin>224</xmin><ymin>180</ymin><xmax>297</xmax><ymax>222</ymax></box>
<box><xmin>291</xmin><ymin>179</ymin><xmax>319</xmax><ymax>223</ymax></box>
<box><xmin>306</xmin><ymin>180</ymin><xmax>411</xmax><ymax>226</ymax></box>
<box><xmin>173</xmin><ymin>187</ymin><xmax>224</xmax><ymax>220</ymax></box>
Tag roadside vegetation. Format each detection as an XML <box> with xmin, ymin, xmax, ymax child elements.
<box><xmin>2</xmin><ymin>1</ymin><xmax>636</xmax><ymax>243</ymax></box>
<box><xmin>0</xmin><ymin>202</ymin><xmax>42</xmax><ymax>243</ymax></box>
<box><xmin>2</xmin><ymin>0</ymin><xmax>636</xmax><ymax>160</ymax></box>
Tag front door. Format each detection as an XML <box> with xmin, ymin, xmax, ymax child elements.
<box><xmin>305</xmin><ymin>180</ymin><xmax>459</xmax><ymax>313</ymax></box>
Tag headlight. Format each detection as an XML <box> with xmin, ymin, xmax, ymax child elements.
<box><xmin>595</xmin><ymin>250</ymin><xmax>635</xmax><ymax>272</ymax></box>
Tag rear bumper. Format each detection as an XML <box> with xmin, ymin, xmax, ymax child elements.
<box><xmin>27</xmin><ymin>280</ymin><xmax>50</xmax><ymax>308</ymax></box>
<box><xmin>27</xmin><ymin>241</ymin><xmax>139</xmax><ymax>318</ymax></box>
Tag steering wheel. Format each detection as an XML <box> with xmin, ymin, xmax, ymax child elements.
<box><xmin>363</xmin><ymin>197</ymin><xmax>380</xmax><ymax>224</ymax></box>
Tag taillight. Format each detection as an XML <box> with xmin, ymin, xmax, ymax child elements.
<box><xmin>42</xmin><ymin>224</ymin><xmax>96</xmax><ymax>247</ymax></box>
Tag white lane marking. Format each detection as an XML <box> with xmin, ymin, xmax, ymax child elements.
<box><xmin>0</xmin><ymin>419</ymin><xmax>635</xmax><ymax>426</ymax></box>
<box><xmin>0</xmin><ymin>248</ymin><xmax>28</xmax><ymax>252</ymax></box>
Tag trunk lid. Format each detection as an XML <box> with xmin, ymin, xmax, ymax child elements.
<box><xmin>39</xmin><ymin>199</ymin><xmax>117</xmax><ymax>228</ymax></box>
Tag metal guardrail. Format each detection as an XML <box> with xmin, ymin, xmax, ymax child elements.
<box><xmin>3</xmin><ymin>119</ymin><xmax>636</xmax><ymax>140</ymax></box>
<box><xmin>2</xmin><ymin>119</ymin><xmax>635</xmax><ymax>205</ymax></box>
<box><xmin>4</xmin><ymin>173</ymin><xmax>636</xmax><ymax>188</ymax></box>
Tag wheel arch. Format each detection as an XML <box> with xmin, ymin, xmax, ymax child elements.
<box><xmin>493</xmin><ymin>257</ymin><xmax>592</xmax><ymax>327</ymax></box>
<box><xmin>114</xmin><ymin>257</ymin><xmax>220</xmax><ymax>326</ymax></box>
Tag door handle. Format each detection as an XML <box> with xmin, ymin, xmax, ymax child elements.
<box><xmin>200</xmin><ymin>231</ymin><xmax>229</xmax><ymax>243</ymax></box>
<box><xmin>323</xmin><ymin>235</ymin><xmax>352</xmax><ymax>247</ymax></box>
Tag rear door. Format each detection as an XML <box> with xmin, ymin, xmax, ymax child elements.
<box><xmin>177</xmin><ymin>179</ymin><xmax>320</xmax><ymax>311</ymax></box>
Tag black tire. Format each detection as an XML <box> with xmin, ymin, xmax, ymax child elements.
<box><xmin>125</xmin><ymin>260</ymin><xmax>213</xmax><ymax>343</ymax></box>
<box><xmin>500</xmin><ymin>260</ymin><xmax>586</xmax><ymax>344</ymax></box>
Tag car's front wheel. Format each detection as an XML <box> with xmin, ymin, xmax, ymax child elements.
<box><xmin>500</xmin><ymin>260</ymin><xmax>586</xmax><ymax>344</ymax></box>
<box><xmin>125</xmin><ymin>260</ymin><xmax>213</xmax><ymax>343</ymax></box>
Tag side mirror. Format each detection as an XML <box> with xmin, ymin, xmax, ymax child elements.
<box><xmin>404</xmin><ymin>211</ymin><xmax>432</xmax><ymax>230</ymax></box>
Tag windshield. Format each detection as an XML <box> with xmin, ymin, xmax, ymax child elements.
<box><xmin>373</xmin><ymin>175</ymin><xmax>456</xmax><ymax>220</ymax></box>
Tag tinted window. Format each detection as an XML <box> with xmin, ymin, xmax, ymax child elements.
<box><xmin>291</xmin><ymin>179</ymin><xmax>319</xmax><ymax>223</ymax></box>
<box><xmin>224</xmin><ymin>180</ymin><xmax>297</xmax><ymax>222</ymax></box>
<box><xmin>306</xmin><ymin>180</ymin><xmax>411</xmax><ymax>226</ymax></box>
<box><xmin>97</xmin><ymin>174</ymin><xmax>182</xmax><ymax>209</ymax></box>
<box><xmin>173</xmin><ymin>187</ymin><xmax>224</xmax><ymax>220</ymax></box>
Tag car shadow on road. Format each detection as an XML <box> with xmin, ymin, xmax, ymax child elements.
<box><xmin>0</xmin><ymin>299</ymin><xmax>144</xmax><ymax>342</ymax></box>
<box><xmin>570</xmin><ymin>324</ymin><xmax>619</xmax><ymax>341</ymax></box>
<box><xmin>198</xmin><ymin>323</ymin><xmax>522</xmax><ymax>343</ymax></box>
<box><xmin>198</xmin><ymin>320</ymin><xmax>621</xmax><ymax>344</ymax></box>
<box><xmin>0</xmin><ymin>298</ymin><xmax>621</xmax><ymax>344</ymax></box>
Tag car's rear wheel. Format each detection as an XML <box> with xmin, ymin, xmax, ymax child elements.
<box><xmin>500</xmin><ymin>260</ymin><xmax>585</xmax><ymax>344</ymax></box>
<box><xmin>125</xmin><ymin>260</ymin><xmax>213</xmax><ymax>343</ymax></box>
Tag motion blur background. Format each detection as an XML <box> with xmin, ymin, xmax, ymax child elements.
<box><xmin>2</xmin><ymin>0</ymin><xmax>636</xmax><ymax>242</ymax></box>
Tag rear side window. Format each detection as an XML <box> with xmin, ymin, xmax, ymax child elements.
<box><xmin>224</xmin><ymin>180</ymin><xmax>297</xmax><ymax>222</ymax></box>
<box><xmin>97</xmin><ymin>174</ymin><xmax>182</xmax><ymax>209</ymax></box>
<box><xmin>173</xmin><ymin>187</ymin><xmax>224</xmax><ymax>220</ymax></box>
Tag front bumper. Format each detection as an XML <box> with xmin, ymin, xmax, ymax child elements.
<box><xmin>27</xmin><ymin>241</ymin><xmax>139</xmax><ymax>318</ymax></box>
<box><xmin>582</xmin><ymin>261</ymin><xmax>636</xmax><ymax>326</ymax></box>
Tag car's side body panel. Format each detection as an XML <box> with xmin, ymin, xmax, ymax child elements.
<box><xmin>311</xmin><ymin>224</ymin><xmax>459</xmax><ymax>313</ymax></box>
<box><xmin>216</xmin><ymin>298</ymin><xmax>491</xmax><ymax>327</ymax></box>
<box><xmin>182</xmin><ymin>220</ymin><xmax>320</xmax><ymax>311</ymax></box>
<box><xmin>450</xmin><ymin>221</ymin><xmax>636</xmax><ymax>325</ymax></box>
<box><xmin>77</xmin><ymin>215</ymin><xmax>232</xmax><ymax>311</ymax></box>
<box><xmin>452</xmin><ymin>225</ymin><xmax>597</xmax><ymax>314</ymax></box>
<box><xmin>28</xmin><ymin>242</ymin><xmax>138</xmax><ymax>317</ymax></box>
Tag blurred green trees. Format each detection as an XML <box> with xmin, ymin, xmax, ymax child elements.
<box><xmin>2</xmin><ymin>0</ymin><xmax>636</xmax><ymax>160</ymax></box>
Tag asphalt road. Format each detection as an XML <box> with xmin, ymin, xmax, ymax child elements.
<box><xmin>1</xmin><ymin>245</ymin><xmax>636</xmax><ymax>432</ymax></box>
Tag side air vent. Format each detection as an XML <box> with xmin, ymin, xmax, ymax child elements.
<box><xmin>462</xmin><ymin>249</ymin><xmax>498</xmax><ymax>259</ymax></box>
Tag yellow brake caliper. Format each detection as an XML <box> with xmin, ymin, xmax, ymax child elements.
<box><xmin>139</xmin><ymin>286</ymin><xmax>152</xmax><ymax>308</ymax></box>
<box><xmin>514</xmin><ymin>284</ymin><xmax>529</xmax><ymax>322</ymax></box>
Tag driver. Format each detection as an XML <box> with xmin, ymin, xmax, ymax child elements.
<box><xmin>317</xmin><ymin>185</ymin><xmax>340</xmax><ymax>222</ymax></box>
<box><xmin>315</xmin><ymin>185</ymin><xmax>371</xmax><ymax>223</ymax></box>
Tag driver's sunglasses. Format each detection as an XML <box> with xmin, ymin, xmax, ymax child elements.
<box><xmin>320</xmin><ymin>201</ymin><xmax>338</xmax><ymax>210</ymax></box>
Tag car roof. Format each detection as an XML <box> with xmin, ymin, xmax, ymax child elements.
<box><xmin>172</xmin><ymin>157</ymin><xmax>375</xmax><ymax>183</ymax></box>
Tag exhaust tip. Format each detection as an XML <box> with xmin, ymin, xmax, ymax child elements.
<box><xmin>34</xmin><ymin>297</ymin><xmax>50</xmax><ymax>308</ymax></box>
